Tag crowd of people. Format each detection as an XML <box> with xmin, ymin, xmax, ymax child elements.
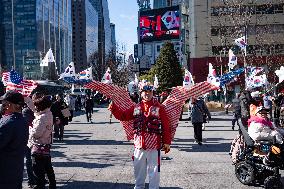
<box><xmin>0</xmin><ymin>90</ymin><xmax>98</xmax><ymax>189</ymax></box>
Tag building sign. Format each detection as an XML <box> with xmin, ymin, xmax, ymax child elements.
<box><xmin>139</xmin><ymin>6</ymin><xmax>180</xmax><ymax>42</ymax></box>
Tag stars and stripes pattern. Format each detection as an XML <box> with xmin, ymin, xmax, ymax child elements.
<box><xmin>6</xmin><ymin>80</ymin><xmax>38</xmax><ymax>97</ymax></box>
<box><xmin>2</xmin><ymin>70</ymin><xmax>38</xmax><ymax>96</ymax></box>
<box><xmin>84</xmin><ymin>80</ymin><xmax>218</xmax><ymax>140</ymax></box>
<box><xmin>2</xmin><ymin>72</ymin><xmax>11</xmax><ymax>86</ymax></box>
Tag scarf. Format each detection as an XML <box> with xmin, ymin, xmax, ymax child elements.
<box><xmin>247</xmin><ymin>116</ymin><xmax>273</xmax><ymax>129</ymax></box>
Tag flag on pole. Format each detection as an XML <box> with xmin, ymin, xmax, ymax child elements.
<box><xmin>40</xmin><ymin>48</ymin><xmax>55</xmax><ymax>67</ymax></box>
<box><xmin>207</xmin><ymin>63</ymin><xmax>220</xmax><ymax>87</ymax></box>
<box><xmin>3</xmin><ymin>70</ymin><xmax>37</xmax><ymax>96</ymax></box>
<box><xmin>275</xmin><ymin>66</ymin><xmax>284</xmax><ymax>83</ymax></box>
<box><xmin>235</xmin><ymin>36</ymin><xmax>247</xmax><ymax>50</ymax></box>
<box><xmin>183</xmin><ymin>69</ymin><xmax>194</xmax><ymax>88</ymax></box>
<box><xmin>59</xmin><ymin>62</ymin><xmax>76</xmax><ymax>79</ymax></box>
<box><xmin>78</xmin><ymin>66</ymin><xmax>92</xmax><ymax>81</ymax></box>
<box><xmin>246</xmin><ymin>74</ymin><xmax>268</xmax><ymax>89</ymax></box>
<box><xmin>101</xmin><ymin>67</ymin><xmax>112</xmax><ymax>84</ymax></box>
<box><xmin>228</xmin><ymin>49</ymin><xmax>237</xmax><ymax>70</ymax></box>
<box><xmin>153</xmin><ymin>75</ymin><xmax>159</xmax><ymax>89</ymax></box>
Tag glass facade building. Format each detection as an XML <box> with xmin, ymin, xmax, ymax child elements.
<box><xmin>0</xmin><ymin>0</ymin><xmax>72</xmax><ymax>79</ymax></box>
<box><xmin>89</xmin><ymin>0</ymin><xmax>112</xmax><ymax>73</ymax></box>
<box><xmin>72</xmin><ymin>0</ymin><xmax>98</xmax><ymax>71</ymax></box>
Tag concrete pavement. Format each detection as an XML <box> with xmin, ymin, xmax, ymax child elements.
<box><xmin>22</xmin><ymin>108</ymin><xmax>270</xmax><ymax>189</ymax></box>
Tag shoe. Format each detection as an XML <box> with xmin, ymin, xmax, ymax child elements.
<box><xmin>198</xmin><ymin>142</ymin><xmax>203</xmax><ymax>145</ymax></box>
<box><xmin>202</xmin><ymin>126</ymin><xmax>205</xmax><ymax>130</ymax></box>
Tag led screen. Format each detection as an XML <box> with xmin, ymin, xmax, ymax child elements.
<box><xmin>139</xmin><ymin>6</ymin><xmax>180</xmax><ymax>42</ymax></box>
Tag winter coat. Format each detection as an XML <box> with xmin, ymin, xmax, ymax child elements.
<box><xmin>85</xmin><ymin>98</ymin><xmax>94</xmax><ymax>112</ymax></box>
<box><xmin>51</xmin><ymin>100</ymin><xmax>68</xmax><ymax>125</ymax></box>
<box><xmin>27</xmin><ymin>108</ymin><xmax>54</xmax><ymax>148</ymax></box>
<box><xmin>65</xmin><ymin>95</ymin><xmax>76</xmax><ymax>110</ymax></box>
<box><xmin>248</xmin><ymin>116</ymin><xmax>283</xmax><ymax>144</ymax></box>
<box><xmin>191</xmin><ymin>99</ymin><xmax>211</xmax><ymax>123</ymax></box>
<box><xmin>0</xmin><ymin>113</ymin><xmax>29</xmax><ymax>188</ymax></box>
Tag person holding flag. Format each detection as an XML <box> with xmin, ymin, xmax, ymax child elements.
<box><xmin>108</xmin><ymin>81</ymin><xmax>171</xmax><ymax>189</ymax></box>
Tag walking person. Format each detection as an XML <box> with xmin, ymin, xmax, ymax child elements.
<box><xmin>191</xmin><ymin>97</ymin><xmax>211</xmax><ymax>145</ymax></box>
<box><xmin>65</xmin><ymin>94</ymin><xmax>76</xmax><ymax>122</ymax></box>
<box><xmin>50</xmin><ymin>94</ymin><xmax>68</xmax><ymax>141</ymax></box>
<box><xmin>28</xmin><ymin>93</ymin><xmax>56</xmax><ymax>189</ymax></box>
<box><xmin>239</xmin><ymin>90</ymin><xmax>252</xmax><ymax>130</ymax></box>
<box><xmin>85</xmin><ymin>95</ymin><xmax>94</xmax><ymax>122</ymax></box>
<box><xmin>109</xmin><ymin>83</ymin><xmax>171</xmax><ymax>189</ymax></box>
<box><xmin>0</xmin><ymin>91</ymin><xmax>29</xmax><ymax>189</ymax></box>
<box><xmin>231</xmin><ymin>93</ymin><xmax>241</xmax><ymax>130</ymax></box>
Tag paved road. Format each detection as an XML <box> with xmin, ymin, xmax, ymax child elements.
<box><xmin>22</xmin><ymin>108</ymin><xmax>278</xmax><ymax>189</ymax></box>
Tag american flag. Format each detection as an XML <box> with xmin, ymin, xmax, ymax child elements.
<box><xmin>84</xmin><ymin>81</ymin><xmax>218</xmax><ymax>140</ymax></box>
<box><xmin>2</xmin><ymin>72</ymin><xmax>11</xmax><ymax>86</ymax></box>
<box><xmin>2</xmin><ymin>70</ymin><xmax>38</xmax><ymax>96</ymax></box>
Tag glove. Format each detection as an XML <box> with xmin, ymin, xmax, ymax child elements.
<box><xmin>162</xmin><ymin>144</ymin><xmax>170</xmax><ymax>154</ymax></box>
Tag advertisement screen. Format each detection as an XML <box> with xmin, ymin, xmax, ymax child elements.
<box><xmin>139</xmin><ymin>6</ymin><xmax>180</xmax><ymax>42</ymax></box>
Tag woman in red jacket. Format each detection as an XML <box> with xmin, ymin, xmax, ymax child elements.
<box><xmin>109</xmin><ymin>83</ymin><xmax>171</xmax><ymax>189</ymax></box>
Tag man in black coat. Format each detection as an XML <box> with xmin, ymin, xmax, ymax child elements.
<box><xmin>0</xmin><ymin>91</ymin><xmax>28</xmax><ymax>189</ymax></box>
<box><xmin>85</xmin><ymin>95</ymin><xmax>94</xmax><ymax>122</ymax></box>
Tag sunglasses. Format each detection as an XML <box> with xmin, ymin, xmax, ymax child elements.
<box><xmin>142</xmin><ymin>85</ymin><xmax>153</xmax><ymax>91</ymax></box>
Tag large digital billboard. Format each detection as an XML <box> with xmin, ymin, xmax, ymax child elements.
<box><xmin>139</xmin><ymin>6</ymin><xmax>180</xmax><ymax>42</ymax></box>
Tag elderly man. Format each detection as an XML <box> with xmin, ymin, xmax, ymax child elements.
<box><xmin>109</xmin><ymin>83</ymin><xmax>171</xmax><ymax>189</ymax></box>
<box><xmin>0</xmin><ymin>91</ymin><xmax>28</xmax><ymax>189</ymax></box>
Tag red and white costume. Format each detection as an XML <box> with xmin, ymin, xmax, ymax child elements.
<box><xmin>110</xmin><ymin>99</ymin><xmax>171</xmax><ymax>189</ymax></box>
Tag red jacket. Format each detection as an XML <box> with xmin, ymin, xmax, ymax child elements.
<box><xmin>111</xmin><ymin>99</ymin><xmax>171</xmax><ymax>150</ymax></box>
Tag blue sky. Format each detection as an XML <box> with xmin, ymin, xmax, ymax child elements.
<box><xmin>108</xmin><ymin>0</ymin><xmax>139</xmax><ymax>55</ymax></box>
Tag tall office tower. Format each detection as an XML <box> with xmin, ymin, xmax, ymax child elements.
<box><xmin>72</xmin><ymin>0</ymin><xmax>98</xmax><ymax>72</ymax></box>
<box><xmin>88</xmin><ymin>0</ymin><xmax>112</xmax><ymax>80</ymax></box>
<box><xmin>110</xmin><ymin>23</ymin><xmax>116</xmax><ymax>58</ymax></box>
<box><xmin>0</xmin><ymin>0</ymin><xmax>72</xmax><ymax>79</ymax></box>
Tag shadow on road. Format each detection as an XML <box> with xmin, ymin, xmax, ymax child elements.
<box><xmin>52</xmin><ymin>161</ymin><xmax>113</xmax><ymax>169</ymax></box>
<box><xmin>58</xmin><ymin>181</ymin><xmax>183</xmax><ymax>189</ymax></box>
<box><xmin>173</xmin><ymin>137</ymin><xmax>231</xmax><ymax>153</ymax></box>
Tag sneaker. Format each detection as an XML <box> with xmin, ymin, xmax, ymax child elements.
<box><xmin>202</xmin><ymin>125</ymin><xmax>205</xmax><ymax>130</ymax></box>
<box><xmin>198</xmin><ymin>142</ymin><xmax>203</xmax><ymax>145</ymax></box>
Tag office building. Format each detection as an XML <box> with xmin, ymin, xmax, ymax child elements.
<box><xmin>0</xmin><ymin>0</ymin><xmax>72</xmax><ymax>79</ymax></box>
<box><xmin>72</xmin><ymin>0</ymin><xmax>98</xmax><ymax>71</ymax></box>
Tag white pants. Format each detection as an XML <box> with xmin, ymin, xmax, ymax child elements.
<box><xmin>133</xmin><ymin>148</ymin><xmax>160</xmax><ymax>189</ymax></box>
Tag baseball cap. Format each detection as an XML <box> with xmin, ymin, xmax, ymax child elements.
<box><xmin>255</xmin><ymin>106</ymin><xmax>269</xmax><ymax>114</ymax></box>
<box><xmin>0</xmin><ymin>90</ymin><xmax>25</xmax><ymax>106</ymax></box>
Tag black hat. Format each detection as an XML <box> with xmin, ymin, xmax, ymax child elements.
<box><xmin>0</xmin><ymin>90</ymin><xmax>25</xmax><ymax>106</ymax></box>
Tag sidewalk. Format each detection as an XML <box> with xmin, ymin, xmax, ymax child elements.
<box><xmin>23</xmin><ymin>108</ymin><xmax>262</xmax><ymax>189</ymax></box>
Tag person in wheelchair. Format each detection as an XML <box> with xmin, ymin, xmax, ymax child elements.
<box><xmin>248</xmin><ymin>106</ymin><xmax>283</xmax><ymax>145</ymax></box>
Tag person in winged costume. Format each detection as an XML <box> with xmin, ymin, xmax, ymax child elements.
<box><xmin>109</xmin><ymin>81</ymin><xmax>171</xmax><ymax>189</ymax></box>
<box><xmin>84</xmin><ymin>77</ymin><xmax>218</xmax><ymax>188</ymax></box>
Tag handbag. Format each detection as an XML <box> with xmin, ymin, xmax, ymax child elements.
<box><xmin>31</xmin><ymin>144</ymin><xmax>51</xmax><ymax>156</ymax></box>
<box><xmin>61</xmin><ymin>108</ymin><xmax>71</xmax><ymax>118</ymax></box>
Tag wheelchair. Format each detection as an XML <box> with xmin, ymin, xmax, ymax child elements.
<box><xmin>234</xmin><ymin>121</ymin><xmax>284</xmax><ymax>189</ymax></box>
